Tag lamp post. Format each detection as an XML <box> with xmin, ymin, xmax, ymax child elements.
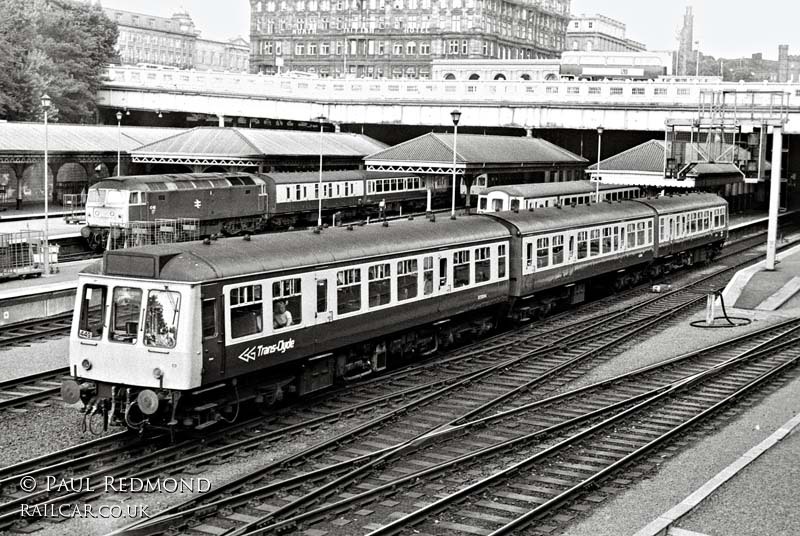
<box><xmin>116</xmin><ymin>111</ymin><xmax>123</xmax><ymax>177</ymax></box>
<box><xmin>314</xmin><ymin>115</ymin><xmax>326</xmax><ymax>228</ymax></box>
<box><xmin>450</xmin><ymin>109</ymin><xmax>461</xmax><ymax>219</ymax></box>
<box><xmin>695</xmin><ymin>41</ymin><xmax>700</xmax><ymax>77</ymax></box>
<box><xmin>595</xmin><ymin>126</ymin><xmax>603</xmax><ymax>203</ymax></box>
<box><xmin>41</xmin><ymin>94</ymin><xmax>51</xmax><ymax>276</ymax></box>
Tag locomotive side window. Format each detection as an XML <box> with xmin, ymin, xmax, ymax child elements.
<box><xmin>144</xmin><ymin>290</ymin><xmax>180</xmax><ymax>349</ymax></box>
<box><xmin>337</xmin><ymin>268</ymin><xmax>362</xmax><ymax>315</ymax></box>
<box><xmin>230</xmin><ymin>285</ymin><xmax>263</xmax><ymax>339</ymax></box>
<box><xmin>498</xmin><ymin>244</ymin><xmax>507</xmax><ymax>278</ymax></box>
<box><xmin>423</xmin><ymin>256</ymin><xmax>434</xmax><ymax>295</ymax></box>
<box><xmin>475</xmin><ymin>247</ymin><xmax>491</xmax><ymax>282</ymax></box>
<box><xmin>368</xmin><ymin>264</ymin><xmax>391</xmax><ymax>307</ymax></box>
<box><xmin>273</xmin><ymin>278</ymin><xmax>302</xmax><ymax>330</ymax></box>
<box><xmin>78</xmin><ymin>285</ymin><xmax>107</xmax><ymax>341</ymax></box>
<box><xmin>201</xmin><ymin>299</ymin><xmax>217</xmax><ymax>338</ymax></box>
<box><xmin>397</xmin><ymin>259</ymin><xmax>418</xmax><ymax>301</ymax></box>
<box><xmin>110</xmin><ymin>287</ymin><xmax>142</xmax><ymax>344</ymax></box>
<box><xmin>453</xmin><ymin>250</ymin><xmax>470</xmax><ymax>288</ymax></box>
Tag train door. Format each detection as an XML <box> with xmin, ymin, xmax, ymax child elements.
<box><xmin>561</xmin><ymin>232</ymin><xmax>577</xmax><ymax>279</ymax></box>
<box><xmin>258</xmin><ymin>184</ymin><xmax>269</xmax><ymax>215</ymax></box>
<box><xmin>315</xmin><ymin>274</ymin><xmax>333</xmax><ymax>323</ymax></box>
<box><xmin>201</xmin><ymin>284</ymin><xmax>226</xmax><ymax>380</ymax></box>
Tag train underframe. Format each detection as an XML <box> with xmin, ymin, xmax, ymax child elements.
<box><xmin>67</xmin><ymin>239</ymin><xmax>723</xmax><ymax>434</ymax></box>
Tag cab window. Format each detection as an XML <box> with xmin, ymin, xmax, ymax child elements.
<box><xmin>144</xmin><ymin>290</ymin><xmax>181</xmax><ymax>349</ymax></box>
<box><xmin>78</xmin><ymin>284</ymin><xmax>107</xmax><ymax>340</ymax></box>
<box><xmin>110</xmin><ymin>287</ymin><xmax>142</xmax><ymax>344</ymax></box>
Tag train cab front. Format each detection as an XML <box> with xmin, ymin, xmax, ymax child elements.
<box><xmin>81</xmin><ymin>185</ymin><xmax>135</xmax><ymax>250</ymax></box>
<box><xmin>64</xmin><ymin>274</ymin><xmax>200</xmax><ymax>434</ymax></box>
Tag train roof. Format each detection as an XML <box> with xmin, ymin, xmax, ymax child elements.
<box><xmin>479</xmin><ymin>181</ymin><xmax>634</xmax><ymax>198</ymax></box>
<box><xmin>262</xmin><ymin>170</ymin><xmax>418</xmax><ymax>185</ymax></box>
<box><xmin>635</xmin><ymin>193</ymin><xmax>728</xmax><ymax>214</ymax></box>
<box><xmin>88</xmin><ymin>216</ymin><xmax>510</xmax><ymax>283</ymax></box>
<box><xmin>90</xmin><ymin>173</ymin><xmax>265</xmax><ymax>191</ymax></box>
<box><xmin>487</xmin><ymin>199</ymin><xmax>655</xmax><ymax>235</ymax></box>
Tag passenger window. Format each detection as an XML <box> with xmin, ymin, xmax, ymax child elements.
<box><xmin>637</xmin><ymin>222</ymin><xmax>646</xmax><ymax>244</ymax></box>
<box><xmin>602</xmin><ymin>228</ymin><xmax>613</xmax><ymax>253</ymax></box>
<box><xmin>273</xmin><ymin>278</ymin><xmax>302</xmax><ymax>330</ymax></box>
<box><xmin>201</xmin><ymin>299</ymin><xmax>216</xmax><ymax>338</ymax></box>
<box><xmin>368</xmin><ymin>263</ymin><xmax>391</xmax><ymax>307</ymax></box>
<box><xmin>453</xmin><ymin>250</ymin><xmax>471</xmax><ymax>288</ymax></box>
<box><xmin>337</xmin><ymin>268</ymin><xmax>361</xmax><ymax>314</ymax></box>
<box><xmin>552</xmin><ymin>236</ymin><xmax>564</xmax><ymax>265</ymax></box>
<box><xmin>577</xmin><ymin>231</ymin><xmax>588</xmax><ymax>259</ymax></box>
<box><xmin>498</xmin><ymin>244</ymin><xmax>507</xmax><ymax>278</ymax></box>
<box><xmin>110</xmin><ymin>287</ymin><xmax>142</xmax><ymax>344</ymax></box>
<box><xmin>647</xmin><ymin>221</ymin><xmax>654</xmax><ymax>243</ymax></box>
<box><xmin>230</xmin><ymin>285</ymin><xmax>263</xmax><ymax>339</ymax></box>
<box><xmin>316</xmin><ymin>279</ymin><xmax>327</xmax><ymax>314</ymax></box>
<box><xmin>475</xmin><ymin>247</ymin><xmax>491</xmax><ymax>282</ymax></box>
<box><xmin>144</xmin><ymin>290</ymin><xmax>180</xmax><ymax>349</ymax></box>
<box><xmin>439</xmin><ymin>258</ymin><xmax>448</xmax><ymax>288</ymax></box>
<box><xmin>78</xmin><ymin>284</ymin><xmax>107</xmax><ymax>341</ymax></box>
<box><xmin>590</xmin><ymin>230</ymin><xmax>600</xmax><ymax>256</ymax></box>
<box><xmin>536</xmin><ymin>237</ymin><xmax>549</xmax><ymax>268</ymax></box>
<box><xmin>397</xmin><ymin>259</ymin><xmax>418</xmax><ymax>301</ymax></box>
<box><xmin>626</xmin><ymin>224</ymin><xmax>636</xmax><ymax>247</ymax></box>
<box><xmin>423</xmin><ymin>256</ymin><xmax>434</xmax><ymax>295</ymax></box>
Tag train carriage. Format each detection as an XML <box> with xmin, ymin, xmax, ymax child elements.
<box><xmin>68</xmin><ymin>216</ymin><xmax>511</xmax><ymax>428</ymax></box>
<box><xmin>477</xmin><ymin>181</ymin><xmax>640</xmax><ymax>213</ymax></box>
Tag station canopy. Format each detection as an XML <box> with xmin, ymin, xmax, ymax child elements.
<box><xmin>0</xmin><ymin>122</ymin><xmax>181</xmax><ymax>163</ymax></box>
<box><xmin>364</xmin><ymin>133</ymin><xmax>587</xmax><ymax>175</ymax></box>
<box><xmin>587</xmin><ymin>139</ymin><xmax>757</xmax><ymax>189</ymax></box>
<box><xmin>130</xmin><ymin>127</ymin><xmax>387</xmax><ymax>168</ymax></box>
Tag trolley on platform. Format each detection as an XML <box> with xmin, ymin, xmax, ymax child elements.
<box><xmin>0</xmin><ymin>231</ymin><xmax>59</xmax><ymax>280</ymax></box>
<box><xmin>63</xmin><ymin>193</ymin><xmax>85</xmax><ymax>224</ymax></box>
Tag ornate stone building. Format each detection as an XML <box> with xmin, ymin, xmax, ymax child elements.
<box><xmin>249</xmin><ymin>0</ymin><xmax>570</xmax><ymax>78</ymax></box>
<box><xmin>106</xmin><ymin>8</ymin><xmax>250</xmax><ymax>72</ymax></box>
<box><xmin>565</xmin><ymin>13</ymin><xmax>645</xmax><ymax>53</ymax></box>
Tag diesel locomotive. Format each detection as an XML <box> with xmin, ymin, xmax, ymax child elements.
<box><xmin>63</xmin><ymin>193</ymin><xmax>728</xmax><ymax>432</ymax></box>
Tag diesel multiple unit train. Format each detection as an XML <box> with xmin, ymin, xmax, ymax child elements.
<box><xmin>81</xmin><ymin>171</ymin><xmax>429</xmax><ymax>250</ymax></box>
<box><xmin>63</xmin><ymin>193</ymin><xmax>728</xmax><ymax>431</ymax></box>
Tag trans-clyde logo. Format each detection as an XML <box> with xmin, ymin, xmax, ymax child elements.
<box><xmin>238</xmin><ymin>338</ymin><xmax>295</xmax><ymax>362</ymax></box>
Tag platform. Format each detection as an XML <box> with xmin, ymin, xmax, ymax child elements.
<box><xmin>0</xmin><ymin>259</ymin><xmax>95</xmax><ymax>301</ymax></box>
<box><xmin>721</xmin><ymin>241</ymin><xmax>800</xmax><ymax>317</ymax></box>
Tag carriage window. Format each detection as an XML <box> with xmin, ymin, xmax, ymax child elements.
<box><xmin>536</xmin><ymin>237</ymin><xmax>549</xmax><ymax>268</ymax></box>
<box><xmin>577</xmin><ymin>231</ymin><xmax>588</xmax><ymax>259</ymax></box>
<box><xmin>510</xmin><ymin>199</ymin><xmax>520</xmax><ymax>212</ymax></box>
<box><xmin>498</xmin><ymin>244</ymin><xmax>507</xmax><ymax>278</ymax></box>
<box><xmin>647</xmin><ymin>220</ymin><xmax>654</xmax><ymax>243</ymax></box>
<box><xmin>110</xmin><ymin>287</ymin><xmax>142</xmax><ymax>344</ymax></box>
<box><xmin>423</xmin><ymin>256</ymin><xmax>434</xmax><ymax>295</ymax></box>
<box><xmin>475</xmin><ymin>247</ymin><xmax>491</xmax><ymax>283</ymax></box>
<box><xmin>78</xmin><ymin>284</ymin><xmax>107</xmax><ymax>341</ymax></box>
<box><xmin>627</xmin><ymin>223</ymin><xmax>636</xmax><ymax>247</ymax></box>
<box><xmin>453</xmin><ymin>250</ymin><xmax>471</xmax><ymax>288</ymax></box>
<box><xmin>316</xmin><ymin>279</ymin><xmax>327</xmax><ymax>314</ymax></box>
<box><xmin>230</xmin><ymin>285</ymin><xmax>263</xmax><ymax>339</ymax></box>
<box><xmin>202</xmin><ymin>299</ymin><xmax>216</xmax><ymax>338</ymax></box>
<box><xmin>479</xmin><ymin>197</ymin><xmax>487</xmax><ymax>211</ymax></box>
<box><xmin>439</xmin><ymin>257</ymin><xmax>448</xmax><ymax>288</ymax></box>
<box><xmin>526</xmin><ymin>242</ymin><xmax>534</xmax><ymax>268</ymax></box>
<box><xmin>337</xmin><ymin>268</ymin><xmax>361</xmax><ymax>314</ymax></box>
<box><xmin>602</xmin><ymin>227</ymin><xmax>613</xmax><ymax>253</ymax></box>
<box><xmin>590</xmin><ymin>229</ymin><xmax>601</xmax><ymax>256</ymax></box>
<box><xmin>144</xmin><ymin>290</ymin><xmax>181</xmax><ymax>349</ymax></box>
<box><xmin>552</xmin><ymin>236</ymin><xmax>564</xmax><ymax>265</ymax></box>
<box><xmin>397</xmin><ymin>259</ymin><xmax>418</xmax><ymax>301</ymax></box>
<box><xmin>273</xmin><ymin>278</ymin><xmax>302</xmax><ymax>330</ymax></box>
<box><xmin>637</xmin><ymin>222</ymin><xmax>646</xmax><ymax>244</ymax></box>
<box><xmin>368</xmin><ymin>263</ymin><xmax>391</xmax><ymax>307</ymax></box>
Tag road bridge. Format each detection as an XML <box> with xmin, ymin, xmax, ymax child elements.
<box><xmin>98</xmin><ymin>67</ymin><xmax>800</xmax><ymax>133</ymax></box>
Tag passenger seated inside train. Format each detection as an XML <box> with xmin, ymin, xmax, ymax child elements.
<box><xmin>273</xmin><ymin>300</ymin><xmax>293</xmax><ymax>330</ymax></box>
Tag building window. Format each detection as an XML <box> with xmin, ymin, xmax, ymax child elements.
<box><xmin>295</xmin><ymin>43</ymin><xmax>305</xmax><ymax>55</ymax></box>
<box><xmin>448</xmin><ymin>39</ymin><xmax>459</xmax><ymax>54</ymax></box>
<box><xmin>655</xmin><ymin>87</ymin><xmax>667</xmax><ymax>95</ymax></box>
<box><xmin>308</xmin><ymin>43</ymin><xmax>317</xmax><ymax>55</ymax></box>
<box><xmin>393</xmin><ymin>42</ymin><xmax>403</xmax><ymax>55</ymax></box>
<box><xmin>610</xmin><ymin>87</ymin><xmax>623</xmax><ymax>95</ymax></box>
<box><xmin>406</xmin><ymin>41</ymin><xmax>416</xmax><ymax>55</ymax></box>
<box><xmin>632</xmin><ymin>87</ymin><xmax>645</xmax><ymax>95</ymax></box>
<box><xmin>336</xmin><ymin>41</ymin><xmax>342</xmax><ymax>55</ymax></box>
<box><xmin>420</xmin><ymin>42</ymin><xmax>430</xmax><ymax>55</ymax></box>
<box><xmin>462</xmin><ymin>39</ymin><xmax>468</xmax><ymax>54</ymax></box>
<box><xmin>321</xmin><ymin>42</ymin><xmax>330</xmax><ymax>55</ymax></box>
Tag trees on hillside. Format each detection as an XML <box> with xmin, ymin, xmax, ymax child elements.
<box><xmin>0</xmin><ymin>0</ymin><xmax>118</xmax><ymax>123</ymax></box>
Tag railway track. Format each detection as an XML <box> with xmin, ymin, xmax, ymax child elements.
<box><xmin>0</xmin><ymin>368</ymin><xmax>69</xmax><ymax>412</ymax></box>
<box><xmin>118</xmin><ymin>319</ymin><xmax>800</xmax><ymax>536</ymax></box>
<box><xmin>0</xmin><ymin>223</ymin><xmax>796</xmax><ymax>533</ymax></box>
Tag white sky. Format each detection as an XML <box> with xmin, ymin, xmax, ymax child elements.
<box><xmin>98</xmin><ymin>0</ymin><xmax>798</xmax><ymax>60</ymax></box>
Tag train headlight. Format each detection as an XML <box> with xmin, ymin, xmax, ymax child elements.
<box><xmin>152</xmin><ymin>367</ymin><xmax>164</xmax><ymax>379</ymax></box>
<box><xmin>81</xmin><ymin>359</ymin><xmax>92</xmax><ymax>371</ymax></box>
